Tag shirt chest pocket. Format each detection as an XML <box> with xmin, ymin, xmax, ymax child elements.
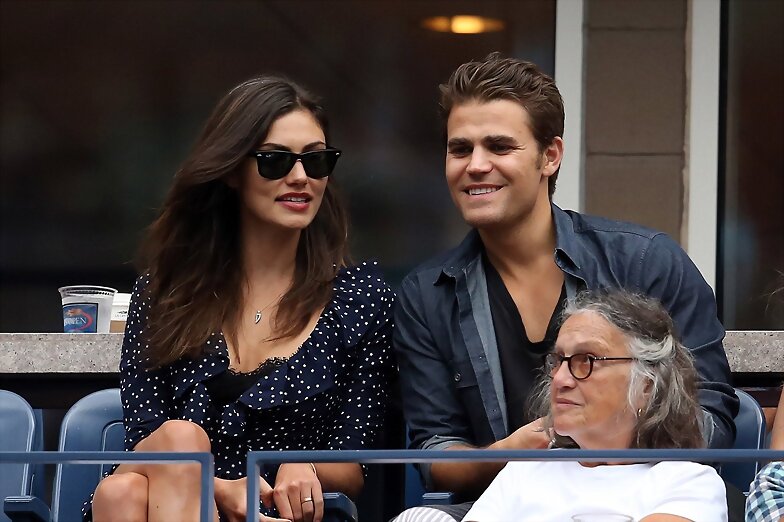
<box><xmin>451</xmin><ymin>358</ymin><xmax>479</xmax><ymax>389</ymax></box>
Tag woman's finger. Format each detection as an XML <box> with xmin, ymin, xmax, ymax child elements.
<box><xmin>287</xmin><ymin>484</ymin><xmax>305</xmax><ymax>522</ymax></box>
<box><xmin>273</xmin><ymin>486</ymin><xmax>295</xmax><ymax>522</ymax></box>
<box><xmin>300</xmin><ymin>488</ymin><xmax>315</xmax><ymax>522</ymax></box>
<box><xmin>311</xmin><ymin>479</ymin><xmax>324</xmax><ymax>522</ymax></box>
<box><xmin>259</xmin><ymin>477</ymin><xmax>275</xmax><ymax>508</ymax></box>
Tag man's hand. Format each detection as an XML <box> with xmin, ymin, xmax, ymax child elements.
<box><xmin>501</xmin><ymin>417</ymin><xmax>551</xmax><ymax>450</ymax></box>
<box><xmin>273</xmin><ymin>463</ymin><xmax>324</xmax><ymax>522</ymax></box>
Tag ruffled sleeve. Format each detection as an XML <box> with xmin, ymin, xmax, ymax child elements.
<box><xmin>325</xmin><ymin>261</ymin><xmax>396</xmax><ymax>450</ymax></box>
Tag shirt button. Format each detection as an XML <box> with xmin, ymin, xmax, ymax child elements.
<box><xmin>454</xmin><ymin>373</ymin><xmax>461</xmax><ymax>382</ymax></box>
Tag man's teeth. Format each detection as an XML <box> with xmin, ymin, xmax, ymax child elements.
<box><xmin>468</xmin><ymin>187</ymin><xmax>499</xmax><ymax>195</ymax></box>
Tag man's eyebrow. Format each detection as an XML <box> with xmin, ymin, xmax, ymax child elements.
<box><xmin>482</xmin><ymin>135</ymin><xmax>519</xmax><ymax>146</ymax></box>
<box><xmin>446</xmin><ymin>137</ymin><xmax>472</xmax><ymax>148</ymax></box>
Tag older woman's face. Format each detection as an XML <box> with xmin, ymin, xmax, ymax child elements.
<box><xmin>550</xmin><ymin>311</ymin><xmax>638</xmax><ymax>449</ymax></box>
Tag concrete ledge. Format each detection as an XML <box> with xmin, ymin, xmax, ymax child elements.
<box><xmin>0</xmin><ymin>331</ymin><xmax>782</xmax><ymax>374</ymax></box>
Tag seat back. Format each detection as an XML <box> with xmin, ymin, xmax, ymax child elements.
<box><xmin>720</xmin><ymin>388</ymin><xmax>766</xmax><ymax>493</ymax></box>
<box><xmin>51</xmin><ymin>388</ymin><xmax>124</xmax><ymax>522</ymax></box>
<box><xmin>0</xmin><ymin>390</ymin><xmax>43</xmax><ymax>522</ymax></box>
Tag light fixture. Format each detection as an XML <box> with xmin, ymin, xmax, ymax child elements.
<box><xmin>422</xmin><ymin>15</ymin><xmax>505</xmax><ymax>34</ymax></box>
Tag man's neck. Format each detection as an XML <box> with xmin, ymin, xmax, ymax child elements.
<box><xmin>479</xmin><ymin>199</ymin><xmax>556</xmax><ymax>273</ymax></box>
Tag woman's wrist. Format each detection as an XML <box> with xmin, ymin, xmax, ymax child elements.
<box><xmin>308</xmin><ymin>462</ymin><xmax>317</xmax><ymax>477</ymax></box>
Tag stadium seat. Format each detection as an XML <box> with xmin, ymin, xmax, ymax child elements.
<box><xmin>720</xmin><ymin>388</ymin><xmax>767</xmax><ymax>493</ymax></box>
<box><xmin>0</xmin><ymin>390</ymin><xmax>47</xmax><ymax>522</ymax></box>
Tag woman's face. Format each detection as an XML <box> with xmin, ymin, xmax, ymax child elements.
<box><xmin>235</xmin><ymin>109</ymin><xmax>329</xmax><ymax>232</ymax></box>
<box><xmin>550</xmin><ymin>311</ymin><xmax>640</xmax><ymax>449</ymax></box>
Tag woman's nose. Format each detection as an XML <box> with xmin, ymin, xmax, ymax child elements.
<box><xmin>285</xmin><ymin>159</ymin><xmax>308</xmax><ymax>184</ymax></box>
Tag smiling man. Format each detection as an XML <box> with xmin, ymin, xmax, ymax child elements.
<box><xmin>392</xmin><ymin>53</ymin><xmax>739</xmax><ymax>522</ymax></box>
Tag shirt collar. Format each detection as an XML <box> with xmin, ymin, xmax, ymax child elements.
<box><xmin>433</xmin><ymin>203</ymin><xmax>581</xmax><ymax>285</ymax></box>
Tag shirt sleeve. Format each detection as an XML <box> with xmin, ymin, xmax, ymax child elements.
<box><xmin>326</xmin><ymin>282</ymin><xmax>395</xmax><ymax>451</ymax></box>
<box><xmin>393</xmin><ymin>275</ymin><xmax>474</xmax><ymax>489</ymax></box>
<box><xmin>639</xmin><ymin>233</ymin><xmax>739</xmax><ymax>448</ymax></box>
<box><xmin>119</xmin><ymin>275</ymin><xmax>173</xmax><ymax>450</ymax></box>
<box><xmin>746</xmin><ymin>462</ymin><xmax>784</xmax><ymax>522</ymax></box>
<box><xmin>461</xmin><ymin>463</ymin><xmax>522</xmax><ymax>522</ymax></box>
<box><xmin>647</xmin><ymin>462</ymin><xmax>727</xmax><ymax>521</ymax></box>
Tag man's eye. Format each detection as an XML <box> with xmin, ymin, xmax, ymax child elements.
<box><xmin>489</xmin><ymin>144</ymin><xmax>514</xmax><ymax>154</ymax></box>
<box><xmin>448</xmin><ymin>148</ymin><xmax>471</xmax><ymax>157</ymax></box>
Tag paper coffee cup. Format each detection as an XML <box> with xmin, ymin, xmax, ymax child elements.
<box><xmin>59</xmin><ymin>285</ymin><xmax>117</xmax><ymax>333</ymax></box>
<box><xmin>110</xmin><ymin>293</ymin><xmax>132</xmax><ymax>333</ymax></box>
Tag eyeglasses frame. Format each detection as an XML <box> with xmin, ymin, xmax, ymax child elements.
<box><xmin>545</xmin><ymin>352</ymin><xmax>636</xmax><ymax>380</ymax></box>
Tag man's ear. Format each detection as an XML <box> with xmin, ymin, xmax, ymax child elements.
<box><xmin>541</xmin><ymin>136</ymin><xmax>564</xmax><ymax>178</ymax></box>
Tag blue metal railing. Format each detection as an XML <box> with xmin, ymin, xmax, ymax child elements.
<box><xmin>0</xmin><ymin>451</ymin><xmax>214</xmax><ymax>522</ymax></box>
<box><xmin>246</xmin><ymin>448</ymin><xmax>784</xmax><ymax>522</ymax></box>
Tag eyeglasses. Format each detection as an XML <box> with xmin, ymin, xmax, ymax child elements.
<box><xmin>248</xmin><ymin>148</ymin><xmax>341</xmax><ymax>180</ymax></box>
<box><xmin>544</xmin><ymin>352</ymin><xmax>636</xmax><ymax>380</ymax></box>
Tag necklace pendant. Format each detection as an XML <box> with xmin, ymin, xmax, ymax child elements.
<box><xmin>254</xmin><ymin>311</ymin><xmax>262</xmax><ymax>324</ymax></box>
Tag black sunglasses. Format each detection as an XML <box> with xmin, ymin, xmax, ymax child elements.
<box><xmin>545</xmin><ymin>352</ymin><xmax>636</xmax><ymax>380</ymax></box>
<box><xmin>248</xmin><ymin>148</ymin><xmax>341</xmax><ymax>180</ymax></box>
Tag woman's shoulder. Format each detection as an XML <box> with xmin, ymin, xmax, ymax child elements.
<box><xmin>333</xmin><ymin>260</ymin><xmax>394</xmax><ymax>306</ymax></box>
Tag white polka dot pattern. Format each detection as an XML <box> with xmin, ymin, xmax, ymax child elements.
<box><xmin>84</xmin><ymin>261</ymin><xmax>395</xmax><ymax>520</ymax></box>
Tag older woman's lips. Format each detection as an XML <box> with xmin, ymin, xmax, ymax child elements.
<box><xmin>555</xmin><ymin>398</ymin><xmax>580</xmax><ymax>408</ymax></box>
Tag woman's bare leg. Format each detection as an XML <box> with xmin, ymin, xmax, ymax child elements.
<box><xmin>111</xmin><ymin>420</ymin><xmax>217</xmax><ymax>522</ymax></box>
<box><xmin>92</xmin><ymin>472</ymin><xmax>148</xmax><ymax>522</ymax></box>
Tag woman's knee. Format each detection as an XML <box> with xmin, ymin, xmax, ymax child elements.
<box><xmin>144</xmin><ymin>420</ymin><xmax>211</xmax><ymax>452</ymax></box>
<box><xmin>93</xmin><ymin>473</ymin><xmax>148</xmax><ymax>521</ymax></box>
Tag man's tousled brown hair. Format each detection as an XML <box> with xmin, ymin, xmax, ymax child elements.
<box><xmin>440</xmin><ymin>52</ymin><xmax>565</xmax><ymax>198</ymax></box>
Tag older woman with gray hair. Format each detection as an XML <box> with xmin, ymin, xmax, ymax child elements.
<box><xmin>462</xmin><ymin>289</ymin><xmax>727</xmax><ymax>522</ymax></box>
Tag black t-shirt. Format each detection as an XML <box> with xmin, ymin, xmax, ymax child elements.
<box><xmin>483</xmin><ymin>254</ymin><xmax>567</xmax><ymax>431</ymax></box>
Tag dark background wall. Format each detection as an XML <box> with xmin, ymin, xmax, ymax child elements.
<box><xmin>0</xmin><ymin>0</ymin><xmax>556</xmax><ymax>332</ymax></box>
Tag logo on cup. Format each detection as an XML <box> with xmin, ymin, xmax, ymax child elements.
<box><xmin>63</xmin><ymin>303</ymin><xmax>98</xmax><ymax>333</ymax></box>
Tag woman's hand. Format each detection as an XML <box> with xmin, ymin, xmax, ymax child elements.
<box><xmin>273</xmin><ymin>463</ymin><xmax>324</xmax><ymax>522</ymax></box>
<box><xmin>215</xmin><ymin>476</ymin><xmax>291</xmax><ymax>522</ymax></box>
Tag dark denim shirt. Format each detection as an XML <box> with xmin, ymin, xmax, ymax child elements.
<box><xmin>394</xmin><ymin>204</ymin><xmax>739</xmax><ymax>488</ymax></box>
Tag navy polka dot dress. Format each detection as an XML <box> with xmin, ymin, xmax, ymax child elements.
<box><xmin>83</xmin><ymin>261</ymin><xmax>395</xmax><ymax>520</ymax></box>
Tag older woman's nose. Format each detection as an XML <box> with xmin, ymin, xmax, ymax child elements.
<box><xmin>551</xmin><ymin>358</ymin><xmax>576</xmax><ymax>387</ymax></box>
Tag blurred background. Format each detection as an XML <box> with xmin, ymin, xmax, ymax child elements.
<box><xmin>1</xmin><ymin>0</ymin><xmax>782</xmax><ymax>332</ymax></box>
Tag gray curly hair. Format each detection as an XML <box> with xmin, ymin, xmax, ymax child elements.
<box><xmin>529</xmin><ymin>289</ymin><xmax>705</xmax><ymax>449</ymax></box>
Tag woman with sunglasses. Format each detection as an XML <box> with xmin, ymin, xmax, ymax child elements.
<box><xmin>459</xmin><ymin>290</ymin><xmax>727</xmax><ymax>521</ymax></box>
<box><xmin>89</xmin><ymin>76</ymin><xmax>395</xmax><ymax>522</ymax></box>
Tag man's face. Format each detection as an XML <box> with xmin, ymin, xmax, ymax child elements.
<box><xmin>445</xmin><ymin>99</ymin><xmax>557</xmax><ymax>231</ymax></box>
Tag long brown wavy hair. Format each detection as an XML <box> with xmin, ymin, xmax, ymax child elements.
<box><xmin>139</xmin><ymin>76</ymin><xmax>349</xmax><ymax>368</ymax></box>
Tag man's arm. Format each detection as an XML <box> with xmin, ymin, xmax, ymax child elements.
<box><xmin>393</xmin><ymin>276</ymin><xmax>548</xmax><ymax>496</ymax></box>
<box><xmin>640</xmin><ymin>234</ymin><xmax>739</xmax><ymax>448</ymax></box>
<box><xmin>428</xmin><ymin>421</ymin><xmax>550</xmax><ymax>498</ymax></box>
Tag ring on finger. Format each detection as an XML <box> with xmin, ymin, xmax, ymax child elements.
<box><xmin>301</xmin><ymin>496</ymin><xmax>313</xmax><ymax>503</ymax></box>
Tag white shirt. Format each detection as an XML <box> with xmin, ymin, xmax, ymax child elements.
<box><xmin>462</xmin><ymin>460</ymin><xmax>727</xmax><ymax>522</ymax></box>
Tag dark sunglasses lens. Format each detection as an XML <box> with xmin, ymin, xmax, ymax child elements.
<box><xmin>256</xmin><ymin>151</ymin><xmax>295</xmax><ymax>180</ymax></box>
<box><xmin>571</xmin><ymin>354</ymin><xmax>592</xmax><ymax>379</ymax></box>
<box><xmin>301</xmin><ymin>150</ymin><xmax>340</xmax><ymax>179</ymax></box>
